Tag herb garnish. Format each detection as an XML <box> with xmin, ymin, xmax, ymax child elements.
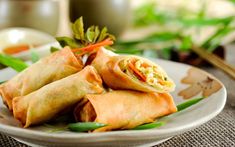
<box><xmin>56</xmin><ymin>17</ymin><xmax>115</xmax><ymax>49</ymax></box>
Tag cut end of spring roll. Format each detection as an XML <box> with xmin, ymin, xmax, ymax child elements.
<box><xmin>119</xmin><ymin>56</ymin><xmax>175</xmax><ymax>92</ymax></box>
<box><xmin>74</xmin><ymin>90</ymin><xmax>177</xmax><ymax>132</ymax></box>
<box><xmin>92</xmin><ymin>48</ymin><xmax>175</xmax><ymax>93</ymax></box>
<box><xmin>0</xmin><ymin>47</ymin><xmax>83</xmax><ymax>111</ymax></box>
<box><xmin>12</xmin><ymin>66</ymin><xmax>104</xmax><ymax>127</ymax></box>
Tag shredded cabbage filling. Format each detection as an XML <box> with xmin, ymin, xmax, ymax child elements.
<box><xmin>119</xmin><ymin>58</ymin><xmax>172</xmax><ymax>90</ymax></box>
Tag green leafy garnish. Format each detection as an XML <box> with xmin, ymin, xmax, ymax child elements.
<box><xmin>97</xmin><ymin>27</ymin><xmax>115</xmax><ymax>43</ymax></box>
<box><xmin>56</xmin><ymin>37</ymin><xmax>79</xmax><ymax>48</ymax></box>
<box><xmin>132</xmin><ymin>121</ymin><xmax>165</xmax><ymax>130</ymax></box>
<box><xmin>85</xmin><ymin>25</ymin><xmax>102</xmax><ymax>43</ymax></box>
<box><xmin>68</xmin><ymin>122</ymin><xmax>107</xmax><ymax>132</ymax></box>
<box><xmin>50</xmin><ymin>47</ymin><xmax>60</xmax><ymax>53</ymax></box>
<box><xmin>0</xmin><ymin>54</ymin><xmax>28</xmax><ymax>72</ymax></box>
<box><xmin>72</xmin><ymin>17</ymin><xmax>85</xmax><ymax>41</ymax></box>
<box><xmin>56</xmin><ymin>17</ymin><xmax>115</xmax><ymax>49</ymax></box>
<box><xmin>86</xmin><ymin>26</ymin><xmax>96</xmax><ymax>43</ymax></box>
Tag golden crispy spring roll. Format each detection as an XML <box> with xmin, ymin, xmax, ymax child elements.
<box><xmin>12</xmin><ymin>66</ymin><xmax>103</xmax><ymax>127</ymax></box>
<box><xmin>74</xmin><ymin>90</ymin><xmax>177</xmax><ymax>132</ymax></box>
<box><xmin>91</xmin><ymin>48</ymin><xmax>175</xmax><ymax>93</ymax></box>
<box><xmin>0</xmin><ymin>47</ymin><xmax>83</xmax><ymax>110</ymax></box>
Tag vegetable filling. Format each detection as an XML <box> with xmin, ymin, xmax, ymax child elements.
<box><xmin>120</xmin><ymin>58</ymin><xmax>172</xmax><ymax>90</ymax></box>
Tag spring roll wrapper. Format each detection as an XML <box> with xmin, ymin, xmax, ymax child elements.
<box><xmin>12</xmin><ymin>66</ymin><xmax>103</xmax><ymax>127</ymax></box>
<box><xmin>91</xmin><ymin>48</ymin><xmax>175</xmax><ymax>93</ymax></box>
<box><xmin>0</xmin><ymin>47</ymin><xmax>83</xmax><ymax>110</ymax></box>
<box><xmin>75</xmin><ymin>90</ymin><xmax>177</xmax><ymax>132</ymax></box>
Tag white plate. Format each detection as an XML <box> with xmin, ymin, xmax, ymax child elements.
<box><xmin>0</xmin><ymin>59</ymin><xmax>226</xmax><ymax>147</ymax></box>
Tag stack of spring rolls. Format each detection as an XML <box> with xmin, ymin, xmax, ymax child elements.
<box><xmin>0</xmin><ymin>47</ymin><xmax>177</xmax><ymax>132</ymax></box>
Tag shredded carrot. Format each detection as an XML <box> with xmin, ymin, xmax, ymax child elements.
<box><xmin>142</xmin><ymin>62</ymin><xmax>150</xmax><ymax>68</ymax></box>
<box><xmin>128</xmin><ymin>61</ymin><xmax>146</xmax><ymax>82</ymax></box>
<box><xmin>72</xmin><ymin>39</ymin><xmax>113</xmax><ymax>54</ymax></box>
<box><xmin>74</xmin><ymin>47</ymin><xmax>100</xmax><ymax>57</ymax></box>
<box><xmin>158</xmin><ymin>80</ymin><xmax>165</xmax><ymax>85</ymax></box>
<box><xmin>75</xmin><ymin>50</ymin><xmax>89</xmax><ymax>57</ymax></box>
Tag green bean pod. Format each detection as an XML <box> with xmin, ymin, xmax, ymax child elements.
<box><xmin>132</xmin><ymin>121</ymin><xmax>165</xmax><ymax>130</ymax></box>
<box><xmin>177</xmin><ymin>97</ymin><xmax>204</xmax><ymax>112</ymax></box>
<box><xmin>68</xmin><ymin>122</ymin><xmax>107</xmax><ymax>132</ymax></box>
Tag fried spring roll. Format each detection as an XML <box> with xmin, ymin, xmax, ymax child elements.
<box><xmin>12</xmin><ymin>66</ymin><xmax>103</xmax><ymax>127</ymax></box>
<box><xmin>0</xmin><ymin>47</ymin><xmax>83</xmax><ymax>110</ymax></box>
<box><xmin>74</xmin><ymin>90</ymin><xmax>177</xmax><ymax>132</ymax></box>
<box><xmin>91</xmin><ymin>48</ymin><xmax>175</xmax><ymax>93</ymax></box>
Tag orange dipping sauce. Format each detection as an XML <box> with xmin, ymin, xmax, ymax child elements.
<box><xmin>3</xmin><ymin>44</ymin><xmax>31</xmax><ymax>55</ymax></box>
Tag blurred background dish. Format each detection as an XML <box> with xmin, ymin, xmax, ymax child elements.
<box><xmin>0</xmin><ymin>0</ymin><xmax>59</xmax><ymax>35</ymax></box>
<box><xmin>0</xmin><ymin>27</ymin><xmax>59</xmax><ymax>61</ymax></box>
<box><xmin>69</xmin><ymin>0</ymin><xmax>131</xmax><ymax>37</ymax></box>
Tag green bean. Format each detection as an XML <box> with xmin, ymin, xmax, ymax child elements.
<box><xmin>132</xmin><ymin>121</ymin><xmax>165</xmax><ymax>130</ymax></box>
<box><xmin>0</xmin><ymin>54</ymin><xmax>28</xmax><ymax>72</ymax></box>
<box><xmin>68</xmin><ymin>122</ymin><xmax>107</xmax><ymax>132</ymax></box>
<box><xmin>177</xmin><ymin>97</ymin><xmax>204</xmax><ymax>112</ymax></box>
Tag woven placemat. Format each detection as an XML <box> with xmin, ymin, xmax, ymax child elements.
<box><xmin>157</xmin><ymin>105</ymin><xmax>235</xmax><ymax>147</ymax></box>
<box><xmin>0</xmin><ymin>133</ymin><xmax>27</xmax><ymax>147</ymax></box>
